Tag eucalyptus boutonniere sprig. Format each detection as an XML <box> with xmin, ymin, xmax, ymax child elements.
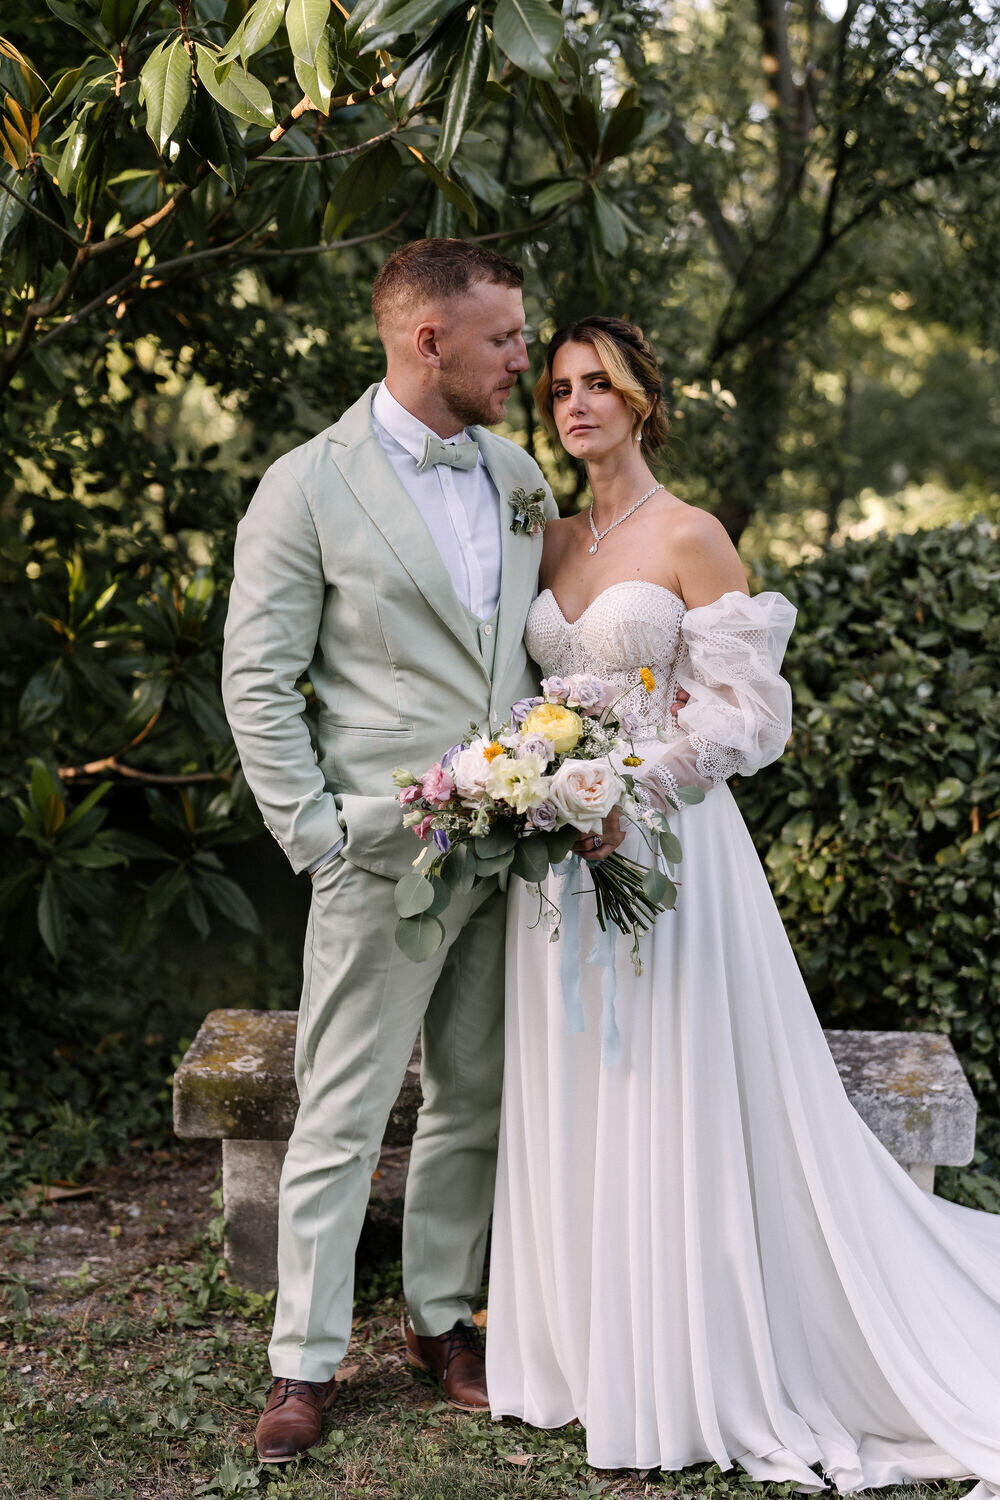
<box><xmin>508</xmin><ymin>487</ymin><xmax>548</xmax><ymax>537</ymax></box>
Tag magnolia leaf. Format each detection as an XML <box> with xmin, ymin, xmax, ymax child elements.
<box><xmin>395</xmin><ymin>911</ymin><xmax>445</xmax><ymax>961</ymax></box>
<box><xmin>404</xmin><ymin>143</ymin><xmax>477</xmax><ymax>226</ymax></box>
<box><xmin>492</xmin><ymin>0</ymin><xmax>564</xmax><ymax>81</ymax></box>
<box><xmin>198</xmin><ymin>871</ymin><xmax>261</xmax><ymax>932</ymax></box>
<box><xmin>590</xmin><ymin>183</ymin><xmax>627</xmax><ymax>257</ymax></box>
<box><xmin>99</xmin><ymin>0</ymin><xmax>145</xmax><ymax>43</ymax></box>
<box><xmin>293</xmin><ymin>26</ymin><xmax>336</xmax><ymax>113</ymax></box>
<box><xmin>436</xmin><ymin>12</ymin><xmax>487</xmax><ymax>169</ymax></box>
<box><xmin>140</xmin><ymin>37</ymin><xmax>191</xmax><ymax>153</ymax></box>
<box><xmin>323</xmin><ymin>137</ymin><xmax>401</xmax><ymax>239</ymax></box>
<box><xmin>38</xmin><ymin>870</ymin><xmax>66</xmax><ymax>960</ymax></box>
<box><xmin>195</xmin><ymin>46</ymin><xmax>275</xmax><ymax>128</ymax></box>
<box><xmin>531</xmin><ymin>178</ymin><xmax>583</xmax><ymax>214</ymax></box>
<box><xmin>359</xmin><ymin>0</ymin><xmax>465</xmax><ymax>54</ymax></box>
<box><xmin>217</xmin><ymin>0</ymin><xmax>285</xmax><ymax>66</ymax></box>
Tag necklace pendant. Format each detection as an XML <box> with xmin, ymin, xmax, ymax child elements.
<box><xmin>589</xmin><ymin>542</ymin><xmax>598</xmax><ymax>555</ymax></box>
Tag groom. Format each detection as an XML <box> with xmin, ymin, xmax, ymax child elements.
<box><xmin>221</xmin><ymin>239</ymin><xmax>559</xmax><ymax>1462</ymax></box>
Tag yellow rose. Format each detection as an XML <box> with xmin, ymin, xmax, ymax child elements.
<box><xmin>522</xmin><ymin>703</ymin><xmax>583</xmax><ymax>755</ymax></box>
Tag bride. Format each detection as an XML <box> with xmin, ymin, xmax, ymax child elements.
<box><xmin>485</xmin><ymin>315</ymin><xmax>1000</xmax><ymax>1495</ymax></box>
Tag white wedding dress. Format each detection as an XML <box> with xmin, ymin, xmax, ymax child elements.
<box><xmin>486</xmin><ymin>581</ymin><xmax>1000</xmax><ymax>1497</ymax></box>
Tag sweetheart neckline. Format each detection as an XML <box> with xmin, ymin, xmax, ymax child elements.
<box><xmin>537</xmin><ymin>579</ymin><xmax>687</xmax><ymax>629</ymax></box>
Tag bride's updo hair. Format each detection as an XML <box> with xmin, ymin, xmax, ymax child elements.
<box><xmin>534</xmin><ymin>316</ymin><xmax>669</xmax><ymax>458</ymax></box>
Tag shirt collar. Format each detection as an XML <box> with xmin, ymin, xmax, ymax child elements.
<box><xmin>372</xmin><ymin>380</ymin><xmax>476</xmax><ymax>465</ymax></box>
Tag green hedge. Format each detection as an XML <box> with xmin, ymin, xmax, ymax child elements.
<box><xmin>735</xmin><ymin>521</ymin><xmax>1000</xmax><ymax>1107</ymax></box>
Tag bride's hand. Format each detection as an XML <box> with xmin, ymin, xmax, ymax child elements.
<box><xmin>574</xmin><ymin>806</ymin><xmax>625</xmax><ymax>862</ymax></box>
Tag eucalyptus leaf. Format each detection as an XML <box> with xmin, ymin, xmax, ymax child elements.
<box><xmin>641</xmin><ymin>867</ymin><xmax>669</xmax><ymax>904</ymax></box>
<box><xmin>676</xmin><ymin>785</ymin><xmax>705</xmax><ymax>805</ymax></box>
<box><xmin>659</xmin><ymin>829</ymin><xmax>683</xmax><ymax>864</ymax></box>
<box><xmin>473</xmin><ymin>826</ymin><xmax>518</xmax><ymax>858</ymax></box>
<box><xmin>395</xmin><ymin>911</ymin><xmax>445</xmax><ymax>961</ymax></box>
<box><xmin>440</xmin><ymin>843</ymin><xmax>477</xmax><ymax>894</ymax></box>
<box><xmin>394</xmin><ymin>870</ymin><xmax>436</xmax><ymax>918</ymax></box>
<box><xmin>511</xmin><ymin>837</ymin><xmax>550</xmax><ymax>883</ymax></box>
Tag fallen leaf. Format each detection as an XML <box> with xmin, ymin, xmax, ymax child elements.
<box><xmin>472</xmin><ymin>1308</ymin><xmax>487</xmax><ymax>1328</ymax></box>
<box><xmin>335</xmin><ymin>1362</ymin><xmax>360</xmax><ymax>1383</ymax></box>
<box><xmin>24</xmin><ymin>1183</ymin><xmax>96</xmax><ymax>1203</ymax></box>
<box><xmin>502</xmin><ymin>1454</ymin><xmax>531</xmax><ymax>1466</ymax></box>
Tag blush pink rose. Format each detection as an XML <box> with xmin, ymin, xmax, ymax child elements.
<box><xmin>421</xmin><ymin>762</ymin><xmax>455</xmax><ymax>806</ymax></box>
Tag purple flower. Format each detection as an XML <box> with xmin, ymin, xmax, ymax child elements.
<box><xmin>564</xmin><ymin>674</ymin><xmax>608</xmax><ymax>714</ymax></box>
<box><xmin>433</xmin><ymin>829</ymin><xmax>451</xmax><ymax>854</ymax></box>
<box><xmin>620</xmin><ymin>711</ymin><xmax>643</xmax><ymax>738</ymax></box>
<box><xmin>540</xmin><ymin>676</ymin><xmax>569</xmax><ymax>704</ymax></box>
<box><xmin>517</xmin><ymin>733</ymin><xmax>555</xmax><ymax>762</ymax></box>
<box><xmin>441</xmin><ymin>743</ymin><xmax>463</xmax><ymax>770</ymax></box>
<box><xmin>527</xmin><ymin>801</ymin><xmax>558</xmax><ymax>832</ymax></box>
<box><xmin>511</xmin><ymin>695</ymin><xmax>544</xmax><ymax>726</ymax></box>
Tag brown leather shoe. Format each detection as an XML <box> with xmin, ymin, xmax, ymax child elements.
<box><xmin>254</xmin><ymin>1376</ymin><xmax>338</xmax><ymax>1463</ymax></box>
<box><xmin>404</xmin><ymin>1317</ymin><xmax>488</xmax><ymax>1411</ymax></box>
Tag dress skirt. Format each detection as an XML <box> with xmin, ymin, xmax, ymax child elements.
<box><xmin>486</xmin><ymin>780</ymin><xmax>1000</xmax><ymax>1495</ymax></box>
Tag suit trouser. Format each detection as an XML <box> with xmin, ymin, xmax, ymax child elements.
<box><xmin>268</xmin><ymin>851</ymin><xmax>506</xmax><ymax>1381</ymax></box>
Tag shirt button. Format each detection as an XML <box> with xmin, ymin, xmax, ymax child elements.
<box><xmin>483</xmin><ymin>623</ymin><xmax>493</xmax><ymax>635</ymax></box>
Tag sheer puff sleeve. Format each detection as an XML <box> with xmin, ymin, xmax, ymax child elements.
<box><xmin>634</xmin><ymin>590</ymin><xmax>797</xmax><ymax>813</ymax></box>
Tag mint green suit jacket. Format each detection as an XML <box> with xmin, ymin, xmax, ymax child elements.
<box><xmin>221</xmin><ymin>384</ymin><xmax>558</xmax><ymax>882</ymax></box>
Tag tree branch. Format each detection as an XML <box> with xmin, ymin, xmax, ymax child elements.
<box><xmin>0</xmin><ymin>174</ymin><xmax>82</xmax><ymax>248</ymax></box>
<box><xmin>58</xmin><ymin>756</ymin><xmax>230</xmax><ymax>785</ymax></box>
<box><xmin>252</xmin><ymin>119</ymin><xmax>404</xmax><ymax>164</ymax></box>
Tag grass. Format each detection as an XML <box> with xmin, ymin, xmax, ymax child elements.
<box><xmin>0</xmin><ymin>1155</ymin><xmax>972</xmax><ymax>1500</ymax></box>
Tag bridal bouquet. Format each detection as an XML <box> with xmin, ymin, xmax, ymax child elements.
<box><xmin>390</xmin><ymin>673</ymin><xmax>702</xmax><ymax>963</ymax></box>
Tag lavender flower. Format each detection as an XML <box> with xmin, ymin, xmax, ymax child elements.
<box><xmin>527</xmin><ymin>801</ymin><xmax>558</xmax><ymax>832</ymax></box>
<box><xmin>511</xmin><ymin>695</ymin><xmax>544</xmax><ymax>726</ymax></box>
<box><xmin>441</xmin><ymin>743</ymin><xmax>464</xmax><ymax>770</ymax></box>
<box><xmin>517</xmin><ymin>733</ymin><xmax>555</xmax><ymax>762</ymax></box>
<box><xmin>564</xmin><ymin>674</ymin><xmax>607</xmax><ymax>713</ymax></box>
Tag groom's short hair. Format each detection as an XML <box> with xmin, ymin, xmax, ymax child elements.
<box><xmin>372</xmin><ymin>238</ymin><xmax>523</xmax><ymax>333</ymax></box>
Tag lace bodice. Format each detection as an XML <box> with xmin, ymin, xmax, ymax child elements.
<box><xmin>525</xmin><ymin>581</ymin><xmax>797</xmax><ymax>806</ymax></box>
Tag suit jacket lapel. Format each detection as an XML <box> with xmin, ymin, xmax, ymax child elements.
<box><xmin>327</xmin><ymin>387</ymin><xmax>484</xmax><ymax>663</ymax></box>
<box><xmin>475</xmin><ymin>427</ymin><xmax>543</xmax><ymax>678</ymax></box>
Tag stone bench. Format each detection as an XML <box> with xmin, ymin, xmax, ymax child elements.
<box><xmin>173</xmin><ymin>1010</ymin><xmax>978</xmax><ymax>1292</ymax></box>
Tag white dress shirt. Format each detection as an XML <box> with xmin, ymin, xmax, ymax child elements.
<box><xmin>371</xmin><ymin>380</ymin><xmax>503</xmax><ymax>620</ymax></box>
<box><xmin>309</xmin><ymin>382</ymin><xmax>503</xmax><ymax>873</ymax></box>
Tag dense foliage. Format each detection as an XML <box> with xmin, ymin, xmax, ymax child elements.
<box><xmin>736</xmin><ymin>521</ymin><xmax>1000</xmax><ymax>1107</ymax></box>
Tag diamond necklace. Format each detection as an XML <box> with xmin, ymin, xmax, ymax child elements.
<box><xmin>588</xmin><ymin>483</ymin><xmax>664</xmax><ymax>554</ymax></box>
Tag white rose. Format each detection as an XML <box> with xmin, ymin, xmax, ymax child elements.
<box><xmin>450</xmin><ymin>740</ymin><xmax>492</xmax><ymax>805</ymax></box>
<box><xmin>547</xmin><ymin>757</ymin><xmax>620</xmax><ymax>835</ymax></box>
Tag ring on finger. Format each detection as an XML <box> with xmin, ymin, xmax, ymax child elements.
<box><xmin>590</xmin><ymin>835</ymin><xmax>602</xmax><ymax>851</ymax></box>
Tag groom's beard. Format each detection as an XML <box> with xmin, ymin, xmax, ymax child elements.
<box><xmin>438</xmin><ymin>356</ymin><xmax>509</xmax><ymax>428</ymax></box>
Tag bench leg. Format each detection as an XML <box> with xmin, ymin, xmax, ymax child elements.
<box><xmin>903</xmin><ymin>1162</ymin><xmax>935</xmax><ymax>1193</ymax></box>
<box><xmin>222</xmin><ymin>1139</ymin><xmax>288</xmax><ymax>1293</ymax></box>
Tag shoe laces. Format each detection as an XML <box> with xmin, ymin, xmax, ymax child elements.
<box><xmin>442</xmin><ymin>1320</ymin><xmax>483</xmax><ymax>1377</ymax></box>
<box><xmin>268</xmin><ymin>1377</ymin><xmax>329</xmax><ymax>1407</ymax></box>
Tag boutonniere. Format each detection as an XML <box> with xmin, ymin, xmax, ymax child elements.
<box><xmin>508</xmin><ymin>487</ymin><xmax>547</xmax><ymax>537</ymax></box>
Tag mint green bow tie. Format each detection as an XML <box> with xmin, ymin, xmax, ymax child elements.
<box><xmin>417</xmin><ymin>434</ymin><xmax>480</xmax><ymax>474</ymax></box>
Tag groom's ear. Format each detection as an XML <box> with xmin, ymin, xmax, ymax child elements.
<box><xmin>414</xmin><ymin>320</ymin><xmax>444</xmax><ymax>369</ymax></box>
